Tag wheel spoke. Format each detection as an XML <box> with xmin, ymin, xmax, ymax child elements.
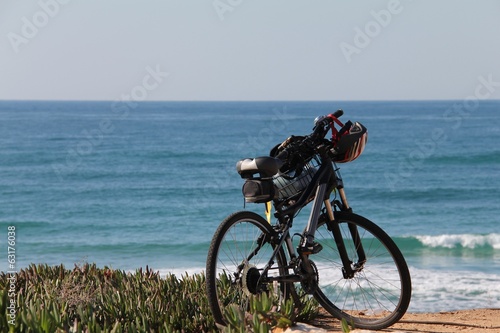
<box><xmin>312</xmin><ymin>212</ymin><xmax>411</xmax><ymax>330</ymax></box>
<box><xmin>206</xmin><ymin>211</ymin><xmax>293</xmax><ymax>326</ymax></box>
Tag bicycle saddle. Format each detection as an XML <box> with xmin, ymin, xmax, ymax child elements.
<box><xmin>236</xmin><ymin>157</ymin><xmax>283</xmax><ymax>179</ymax></box>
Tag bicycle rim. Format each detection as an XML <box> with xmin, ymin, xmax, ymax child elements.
<box><xmin>206</xmin><ymin>211</ymin><xmax>290</xmax><ymax>326</ymax></box>
<box><xmin>313</xmin><ymin>211</ymin><xmax>411</xmax><ymax>330</ymax></box>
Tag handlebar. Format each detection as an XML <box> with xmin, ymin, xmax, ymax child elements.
<box><xmin>273</xmin><ymin>109</ymin><xmax>344</xmax><ymax>162</ymax></box>
<box><xmin>313</xmin><ymin>109</ymin><xmax>343</xmax><ymax>135</ymax></box>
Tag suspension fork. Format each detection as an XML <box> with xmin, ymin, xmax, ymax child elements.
<box><xmin>325</xmin><ymin>197</ymin><xmax>366</xmax><ymax>279</ymax></box>
<box><xmin>337</xmin><ymin>186</ymin><xmax>366</xmax><ymax>264</ymax></box>
<box><xmin>336</xmin><ymin>184</ymin><xmax>366</xmax><ymax>263</ymax></box>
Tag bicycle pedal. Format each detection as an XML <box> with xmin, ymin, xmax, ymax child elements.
<box><xmin>299</xmin><ymin>242</ymin><xmax>323</xmax><ymax>255</ymax></box>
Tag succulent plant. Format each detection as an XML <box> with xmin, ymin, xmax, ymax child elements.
<box><xmin>0</xmin><ymin>264</ymin><xmax>318</xmax><ymax>333</ymax></box>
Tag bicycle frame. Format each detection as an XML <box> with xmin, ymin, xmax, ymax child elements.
<box><xmin>249</xmin><ymin>149</ymin><xmax>367</xmax><ymax>285</ymax></box>
<box><xmin>208</xmin><ymin>113</ymin><xmax>410</xmax><ymax>330</ymax></box>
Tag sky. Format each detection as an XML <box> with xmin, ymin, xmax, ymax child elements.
<box><xmin>1</xmin><ymin>0</ymin><xmax>500</xmax><ymax>101</ymax></box>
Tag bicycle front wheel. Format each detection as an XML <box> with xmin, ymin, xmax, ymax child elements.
<box><xmin>206</xmin><ymin>211</ymin><xmax>291</xmax><ymax>326</ymax></box>
<box><xmin>313</xmin><ymin>211</ymin><xmax>411</xmax><ymax>330</ymax></box>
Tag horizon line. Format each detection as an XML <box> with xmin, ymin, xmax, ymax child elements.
<box><xmin>2</xmin><ymin>98</ymin><xmax>500</xmax><ymax>103</ymax></box>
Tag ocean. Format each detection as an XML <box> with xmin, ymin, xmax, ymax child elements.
<box><xmin>1</xmin><ymin>100</ymin><xmax>499</xmax><ymax>313</ymax></box>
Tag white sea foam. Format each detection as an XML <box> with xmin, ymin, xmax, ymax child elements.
<box><xmin>125</xmin><ymin>266</ymin><xmax>204</xmax><ymax>278</ymax></box>
<box><xmin>317</xmin><ymin>262</ymin><xmax>500</xmax><ymax>312</ymax></box>
<box><xmin>158</xmin><ymin>267</ymin><xmax>205</xmax><ymax>277</ymax></box>
<box><xmin>155</xmin><ymin>264</ymin><xmax>500</xmax><ymax>313</ymax></box>
<box><xmin>408</xmin><ymin>266</ymin><xmax>500</xmax><ymax>312</ymax></box>
<box><xmin>416</xmin><ymin>233</ymin><xmax>500</xmax><ymax>249</ymax></box>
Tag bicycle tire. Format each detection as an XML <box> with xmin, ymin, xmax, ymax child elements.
<box><xmin>206</xmin><ymin>211</ymin><xmax>292</xmax><ymax>326</ymax></box>
<box><xmin>313</xmin><ymin>211</ymin><xmax>411</xmax><ymax>330</ymax></box>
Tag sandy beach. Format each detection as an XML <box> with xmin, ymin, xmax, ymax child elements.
<box><xmin>309</xmin><ymin>308</ymin><xmax>500</xmax><ymax>332</ymax></box>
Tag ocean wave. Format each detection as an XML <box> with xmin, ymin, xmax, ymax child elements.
<box><xmin>414</xmin><ymin>233</ymin><xmax>500</xmax><ymax>249</ymax></box>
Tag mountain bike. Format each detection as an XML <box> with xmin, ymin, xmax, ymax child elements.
<box><xmin>206</xmin><ymin>110</ymin><xmax>411</xmax><ymax>330</ymax></box>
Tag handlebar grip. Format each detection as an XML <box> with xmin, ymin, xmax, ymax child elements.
<box><xmin>275</xmin><ymin>149</ymin><xmax>288</xmax><ymax>161</ymax></box>
<box><xmin>333</xmin><ymin>109</ymin><xmax>343</xmax><ymax>118</ymax></box>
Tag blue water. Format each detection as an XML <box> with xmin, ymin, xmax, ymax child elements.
<box><xmin>1</xmin><ymin>100</ymin><xmax>499</xmax><ymax>312</ymax></box>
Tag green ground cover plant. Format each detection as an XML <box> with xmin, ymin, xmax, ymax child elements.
<box><xmin>0</xmin><ymin>264</ymin><xmax>318</xmax><ymax>333</ymax></box>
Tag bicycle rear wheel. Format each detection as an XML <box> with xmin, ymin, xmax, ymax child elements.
<box><xmin>313</xmin><ymin>211</ymin><xmax>411</xmax><ymax>330</ymax></box>
<box><xmin>206</xmin><ymin>211</ymin><xmax>291</xmax><ymax>326</ymax></box>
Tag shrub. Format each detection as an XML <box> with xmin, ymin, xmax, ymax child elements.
<box><xmin>0</xmin><ymin>264</ymin><xmax>318</xmax><ymax>333</ymax></box>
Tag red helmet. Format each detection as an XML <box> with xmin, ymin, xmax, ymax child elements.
<box><xmin>331</xmin><ymin>120</ymin><xmax>367</xmax><ymax>163</ymax></box>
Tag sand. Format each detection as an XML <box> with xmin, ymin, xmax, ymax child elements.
<box><xmin>309</xmin><ymin>308</ymin><xmax>500</xmax><ymax>332</ymax></box>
